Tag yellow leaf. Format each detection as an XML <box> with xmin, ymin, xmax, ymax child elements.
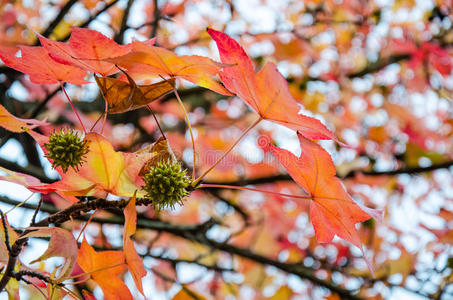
<box><xmin>268</xmin><ymin>285</ymin><xmax>293</xmax><ymax>300</ymax></box>
<box><xmin>172</xmin><ymin>288</ymin><xmax>207</xmax><ymax>300</ymax></box>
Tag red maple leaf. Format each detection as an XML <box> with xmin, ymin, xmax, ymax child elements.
<box><xmin>207</xmin><ymin>28</ymin><xmax>340</xmax><ymax>142</ymax></box>
<box><xmin>0</xmin><ymin>46</ymin><xmax>87</xmax><ymax>84</ymax></box>
<box><xmin>270</xmin><ymin>133</ymin><xmax>380</xmax><ymax>273</ymax></box>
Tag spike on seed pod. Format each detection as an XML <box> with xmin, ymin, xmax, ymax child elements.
<box><xmin>44</xmin><ymin>129</ymin><xmax>89</xmax><ymax>173</ymax></box>
<box><xmin>142</xmin><ymin>160</ymin><xmax>191</xmax><ymax>211</ymax></box>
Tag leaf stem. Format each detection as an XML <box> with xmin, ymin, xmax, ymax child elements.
<box><xmin>200</xmin><ymin>183</ymin><xmax>311</xmax><ymax>200</ymax></box>
<box><xmin>76</xmin><ymin>209</ymin><xmax>98</xmax><ymax>242</ymax></box>
<box><xmin>62</xmin><ymin>262</ymin><xmax>126</xmax><ymax>282</ymax></box>
<box><xmin>192</xmin><ymin>117</ymin><xmax>262</xmax><ymax>186</ymax></box>
<box><xmin>147</xmin><ymin>105</ymin><xmax>166</xmax><ymax>139</ymax></box>
<box><xmin>59</xmin><ymin>82</ymin><xmax>86</xmax><ymax>133</ymax></box>
<box><xmin>173</xmin><ymin>88</ymin><xmax>196</xmax><ymax>180</ymax></box>
<box><xmin>101</xmin><ymin>96</ymin><xmax>108</xmax><ymax>134</ymax></box>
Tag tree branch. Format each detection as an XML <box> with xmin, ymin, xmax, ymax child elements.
<box><xmin>114</xmin><ymin>0</ymin><xmax>135</xmax><ymax>44</ymax></box>
<box><xmin>204</xmin><ymin>160</ymin><xmax>453</xmax><ymax>186</ymax></box>
<box><xmin>150</xmin><ymin>0</ymin><xmax>160</xmax><ymax>39</ymax></box>
<box><xmin>38</xmin><ymin>0</ymin><xmax>78</xmax><ymax>40</ymax></box>
<box><xmin>347</xmin><ymin>54</ymin><xmax>411</xmax><ymax>78</ymax></box>
<box><xmin>0</xmin><ymin>195</ymin><xmax>361</xmax><ymax>299</ymax></box>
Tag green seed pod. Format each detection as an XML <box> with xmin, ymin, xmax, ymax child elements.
<box><xmin>142</xmin><ymin>160</ymin><xmax>191</xmax><ymax>211</ymax></box>
<box><xmin>44</xmin><ymin>129</ymin><xmax>89</xmax><ymax>173</ymax></box>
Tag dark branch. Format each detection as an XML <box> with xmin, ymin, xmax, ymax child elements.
<box><xmin>347</xmin><ymin>54</ymin><xmax>412</xmax><ymax>78</ymax></box>
<box><xmin>38</xmin><ymin>0</ymin><xmax>78</xmax><ymax>40</ymax></box>
<box><xmin>0</xmin><ymin>195</ymin><xmax>361</xmax><ymax>299</ymax></box>
<box><xmin>0</xmin><ymin>210</ymin><xmax>11</xmax><ymax>253</ymax></box>
<box><xmin>114</xmin><ymin>0</ymin><xmax>135</xmax><ymax>44</ymax></box>
<box><xmin>205</xmin><ymin>160</ymin><xmax>453</xmax><ymax>186</ymax></box>
<box><xmin>150</xmin><ymin>0</ymin><xmax>160</xmax><ymax>39</ymax></box>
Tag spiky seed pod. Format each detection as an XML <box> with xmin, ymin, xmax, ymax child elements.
<box><xmin>44</xmin><ymin>129</ymin><xmax>89</xmax><ymax>173</ymax></box>
<box><xmin>143</xmin><ymin>160</ymin><xmax>191</xmax><ymax>211</ymax></box>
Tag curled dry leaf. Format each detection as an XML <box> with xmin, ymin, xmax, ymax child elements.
<box><xmin>95</xmin><ymin>70</ymin><xmax>175</xmax><ymax>114</ymax></box>
<box><xmin>106</xmin><ymin>41</ymin><xmax>233</xmax><ymax>95</ymax></box>
<box><xmin>137</xmin><ymin>136</ymin><xmax>177</xmax><ymax>176</ymax></box>
<box><xmin>21</xmin><ymin>227</ymin><xmax>78</xmax><ymax>282</ymax></box>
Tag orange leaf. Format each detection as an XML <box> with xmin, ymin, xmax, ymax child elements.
<box><xmin>0</xmin><ymin>104</ymin><xmax>47</xmax><ymax>133</ymax></box>
<box><xmin>38</xmin><ymin>27</ymin><xmax>132</xmax><ymax>76</ymax></box>
<box><xmin>106</xmin><ymin>42</ymin><xmax>233</xmax><ymax>95</ymax></box>
<box><xmin>77</xmin><ymin>238</ymin><xmax>132</xmax><ymax>300</ymax></box>
<box><xmin>136</xmin><ymin>136</ymin><xmax>177</xmax><ymax>176</ymax></box>
<box><xmin>31</xmin><ymin>133</ymin><xmax>155</xmax><ymax>198</ymax></box>
<box><xmin>267</xmin><ymin>285</ymin><xmax>293</xmax><ymax>300</ymax></box>
<box><xmin>0</xmin><ymin>46</ymin><xmax>87</xmax><ymax>84</ymax></box>
<box><xmin>95</xmin><ymin>70</ymin><xmax>175</xmax><ymax>114</ymax></box>
<box><xmin>21</xmin><ymin>227</ymin><xmax>78</xmax><ymax>282</ymax></box>
<box><xmin>270</xmin><ymin>133</ymin><xmax>377</xmax><ymax>272</ymax></box>
<box><xmin>123</xmin><ymin>193</ymin><xmax>146</xmax><ymax>295</ymax></box>
<box><xmin>171</xmin><ymin>288</ymin><xmax>207</xmax><ymax>300</ymax></box>
<box><xmin>207</xmin><ymin>28</ymin><xmax>339</xmax><ymax>142</ymax></box>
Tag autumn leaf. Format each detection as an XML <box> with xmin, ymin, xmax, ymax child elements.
<box><xmin>77</xmin><ymin>238</ymin><xmax>132</xmax><ymax>300</ymax></box>
<box><xmin>136</xmin><ymin>136</ymin><xmax>177</xmax><ymax>176</ymax></box>
<box><xmin>171</xmin><ymin>288</ymin><xmax>207</xmax><ymax>300</ymax></box>
<box><xmin>270</xmin><ymin>133</ymin><xmax>379</xmax><ymax>272</ymax></box>
<box><xmin>21</xmin><ymin>227</ymin><xmax>78</xmax><ymax>282</ymax></box>
<box><xmin>0</xmin><ymin>164</ymin><xmax>79</xmax><ymax>203</ymax></box>
<box><xmin>30</xmin><ymin>132</ymin><xmax>155</xmax><ymax>198</ymax></box>
<box><xmin>106</xmin><ymin>41</ymin><xmax>233</xmax><ymax>95</ymax></box>
<box><xmin>95</xmin><ymin>70</ymin><xmax>175</xmax><ymax>114</ymax></box>
<box><xmin>0</xmin><ymin>166</ymin><xmax>55</xmax><ymax>194</ymax></box>
<box><xmin>207</xmin><ymin>28</ymin><xmax>339</xmax><ymax>142</ymax></box>
<box><xmin>123</xmin><ymin>193</ymin><xmax>147</xmax><ymax>295</ymax></box>
<box><xmin>0</xmin><ymin>103</ymin><xmax>48</xmax><ymax>133</ymax></box>
<box><xmin>268</xmin><ymin>285</ymin><xmax>293</xmax><ymax>300</ymax></box>
<box><xmin>38</xmin><ymin>27</ymin><xmax>133</xmax><ymax>76</ymax></box>
<box><xmin>0</xmin><ymin>46</ymin><xmax>88</xmax><ymax>84</ymax></box>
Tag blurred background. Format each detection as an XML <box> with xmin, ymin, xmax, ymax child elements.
<box><xmin>0</xmin><ymin>0</ymin><xmax>452</xmax><ymax>299</ymax></box>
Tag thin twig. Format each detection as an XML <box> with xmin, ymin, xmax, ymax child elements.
<box><xmin>38</xmin><ymin>0</ymin><xmax>78</xmax><ymax>39</ymax></box>
<box><xmin>147</xmin><ymin>105</ymin><xmax>166</xmax><ymax>139</ymax></box>
<box><xmin>30</xmin><ymin>198</ymin><xmax>43</xmax><ymax>226</ymax></box>
<box><xmin>173</xmin><ymin>88</ymin><xmax>197</xmax><ymax>180</ymax></box>
<box><xmin>193</xmin><ymin>117</ymin><xmax>262</xmax><ymax>186</ymax></box>
<box><xmin>114</xmin><ymin>0</ymin><xmax>135</xmax><ymax>43</ymax></box>
<box><xmin>0</xmin><ymin>210</ymin><xmax>12</xmax><ymax>253</ymax></box>
<box><xmin>59</xmin><ymin>82</ymin><xmax>86</xmax><ymax>133</ymax></box>
<box><xmin>150</xmin><ymin>0</ymin><xmax>160</xmax><ymax>39</ymax></box>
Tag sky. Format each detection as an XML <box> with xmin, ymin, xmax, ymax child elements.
<box><xmin>0</xmin><ymin>0</ymin><xmax>451</xmax><ymax>299</ymax></box>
